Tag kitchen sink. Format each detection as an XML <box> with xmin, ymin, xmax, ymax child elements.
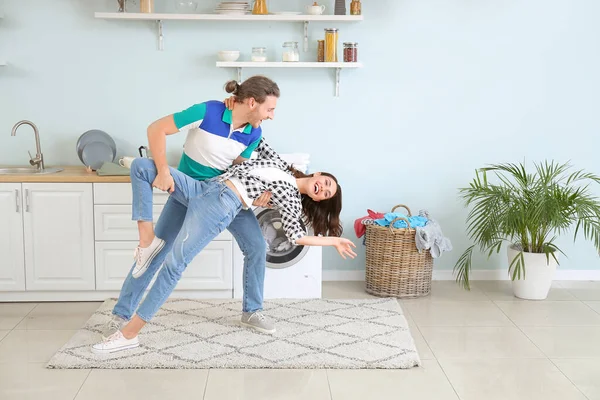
<box><xmin>0</xmin><ymin>167</ymin><xmax>64</xmax><ymax>175</ymax></box>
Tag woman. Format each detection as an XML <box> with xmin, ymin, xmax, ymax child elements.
<box><xmin>91</xmin><ymin>153</ymin><xmax>355</xmax><ymax>354</ymax></box>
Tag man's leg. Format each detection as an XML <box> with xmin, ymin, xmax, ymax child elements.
<box><xmin>103</xmin><ymin>158</ymin><xmax>199</xmax><ymax>337</ymax></box>
<box><xmin>108</xmin><ymin>197</ymin><xmax>187</xmax><ymax>327</ymax></box>
<box><xmin>91</xmin><ymin>183</ymin><xmax>243</xmax><ymax>354</ymax></box>
<box><xmin>227</xmin><ymin>209</ymin><xmax>275</xmax><ymax>334</ymax></box>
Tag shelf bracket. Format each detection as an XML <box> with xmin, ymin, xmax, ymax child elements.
<box><xmin>157</xmin><ymin>20</ymin><xmax>164</xmax><ymax>51</ymax></box>
<box><xmin>335</xmin><ymin>68</ymin><xmax>341</xmax><ymax>97</ymax></box>
<box><xmin>237</xmin><ymin>67</ymin><xmax>242</xmax><ymax>83</ymax></box>
<box><xmin>303</xmin><ymin>21</ymin><xmax>309</xmax><ymax>52</ymax></box>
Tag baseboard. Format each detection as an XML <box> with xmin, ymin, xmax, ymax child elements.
<box><xmin>323</xmin><ymin>269</ymin><xmax>600</xmax><ymax>281</ymax></box>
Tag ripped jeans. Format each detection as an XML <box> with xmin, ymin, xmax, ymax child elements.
<box><xmin>112</xmin><ymin>158</ymin><xmax>242</xmax><ymax>322</ymax></box>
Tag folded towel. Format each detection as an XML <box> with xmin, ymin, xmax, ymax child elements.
<box><xmin>96</xmin><ymin>162</ymin><xmax>131</xmax><ymax>176</ymax></box>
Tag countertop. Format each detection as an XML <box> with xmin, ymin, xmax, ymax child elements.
<box><xmin>0</xmin><ymin>166</ymin><xmax>131</xmax><ymax>183</ymax></box>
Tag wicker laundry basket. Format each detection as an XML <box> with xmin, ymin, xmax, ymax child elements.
<box><xmin>365</xmin><ymin>204</ymin><xmax>433</xmax><ymax>298</ymax></box>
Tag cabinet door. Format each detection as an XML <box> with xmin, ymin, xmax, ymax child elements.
<box><xmin>95</xmin><ymin>241</ymin><xmax>232</xmax><ymax>291</ymax></box>
<box><xmin>22</xmin><ymin>183</ymin><xmax>95</xmax><ymax>291</ymax></box>
<box><xmin>0</xmin><ymin>183</ymin><xmax>25</xmax><ymax>291</ymax></box>
<box><xmin>94</xmin><ymin>205</ymin><xmax>232</xmax><ymax>241</ymax></box>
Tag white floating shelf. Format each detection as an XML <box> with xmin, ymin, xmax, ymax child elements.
<box><xmin>94</xmin><ymin>12</ymin><xmax>363</xmax><ymax>22</ymax></box>
<box><xmin>0</xmin><ymin>61</ymin><xmax>7</xmax><ymax>67</ymax></box>
<box><xmin>216</xmin><ymin>62</ymin><xmax>363</xmax><ymax>97</ymax></box>
<box><xmin>94</xmin><ymin>12</ymin><xmax>363</xmax><ymax>51</ymax></box>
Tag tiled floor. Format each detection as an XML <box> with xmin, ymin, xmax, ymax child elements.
<box><xmin>1</xmin><ymin>280</ymin><xmax>599</xmax><ymax>400</ymax></box>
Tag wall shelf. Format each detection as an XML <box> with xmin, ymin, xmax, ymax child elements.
<box><xmin>216</xmin><ymin>61</ymin><xmax>363</xmax><ymax>97</ymax></box>
<box><xmin>94</xmin><ymin>12</ymin><xmax>363</xmax><ymax>51</ymax></box>
<box><xmin>0</xmin><ymin>61</ymin><xmax>7</xmax><ymax>67</ymax></box>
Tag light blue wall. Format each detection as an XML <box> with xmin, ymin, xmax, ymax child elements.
<box><xmin>1</xmin><ymin>0</ymin><xmax>599</xmax><ymax>274</ymax></box>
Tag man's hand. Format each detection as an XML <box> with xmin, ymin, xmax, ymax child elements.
<box><xmin>252</xmin><ymin>191</ymin><xmax>272</xmax><ymax>208</ymax></box>
<box><xmin>223</xmin><ymin>96</ymin><xmax>236</xmax><ymax>110</ymax></box>
<box><xmin>152</xmin><ymin>171</ymin><xmax>175</xmax><ymax>193</ymax></box>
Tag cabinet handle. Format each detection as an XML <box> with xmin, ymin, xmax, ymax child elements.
<box><xmin>15</xmin><ymin>189</ymin><xmax>20</xmax><ymax>212</ymax></box>
<box><xmin>25</xmin><ymin>189</ymin><xmax>30</xmax><ymax>212</ymax></box>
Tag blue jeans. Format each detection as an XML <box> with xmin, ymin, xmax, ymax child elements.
<box><xmin>112</xmin><ymin>158</ymin><xmax>264</xmax><ymax>321</ymax></box>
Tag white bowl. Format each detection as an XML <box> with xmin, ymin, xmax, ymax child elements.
<box><xmin>218</xmin><ymin>51</ymin><xmax>240</xmax><ymax>62</ymax></box>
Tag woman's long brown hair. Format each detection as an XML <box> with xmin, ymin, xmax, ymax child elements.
<box><xmin>287</xmin><ymin>165</ymin><xmax>343</xmax><ymax>237</ymax></box>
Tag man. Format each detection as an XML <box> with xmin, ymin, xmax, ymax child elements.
<box><xmin>102</xmin><ymin>75</ymin><xmax>283</xmax><ymax>342</ymax></box>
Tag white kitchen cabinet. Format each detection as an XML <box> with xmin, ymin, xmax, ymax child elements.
<box><xmin>95</xmin><ymin>241</ymin><xmax>233</xmax><ymax>291</ymax></box>
<box><xmin>22</xmin><ymin>183</ymin><xmax>95</xmax><ymax>291</ymax></box>
<box><xmin>0</xmin><ymin>183</ymin><xmax>25</xmax><ymax>291</ymax></box>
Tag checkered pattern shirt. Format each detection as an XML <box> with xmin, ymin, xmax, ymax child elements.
<box><xmin>220</xmin><ymin>138</ymin><xmax>307</xmax><ymax>244</ymax></box>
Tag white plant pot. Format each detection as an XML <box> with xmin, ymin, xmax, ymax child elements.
<box><xmin>507</xmin><ymin>245</ymin><xmax>558</xmax><ymax>300</ymax></box>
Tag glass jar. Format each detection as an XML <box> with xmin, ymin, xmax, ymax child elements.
<box><xmin>252</xmin><ymin>47</ymin><xmax>267</xmax><ymax>62</ymax></box>
<box><xmin>324</xmin><ymin>28</ymin><xmax>339</xmax><ymax>62</ymax></box>
<box><xmin>282</xmin><ymin>41</ymin><xmax>299</xmax><ymax>62</ymax></box>
<box><xmin>317</xmin><ymin>40</ymin><xmax>325</xmax><ymax>62</ymax></box>
<box><xmin>140</xmin><ymin>0</ymin><xmax>153</xmax><ymax>13</ymax></box>
<box><xmin>350</xmin><ymin>0</ymin><xmax>361</xmax><ymax>15</ymax></box>
<box><xmin>343</xmin><ymin>42</ymin><xmax>358</xmax><ymax>62</ymax></box>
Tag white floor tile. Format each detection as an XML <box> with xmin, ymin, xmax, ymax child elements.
<box><xmin>405</xmin><ymin>301</ymin><xmax>514</xmax><ymax>327</ymax></box>
<box><xmin>204</xmin><ymin>369</ymin><xmax>331</xmax><ymax>400</ymax></box>
<box><xmin>474</xmin><ymin>281</ymin><xmax>577</xmax><ymax>301</ymax></box>
<box><xmin>0</xmin><ymin>330</ymin><xmax>9</xmax><ymax>342</ymax></box>
<box><xmin>75</xmin><ymin>369</ymin><xmax>208</xmax><ymax>400</ymax></box>
<box><xmin>327</xmin><ymin>360</ymin><xmax>458</xmax><ymax>400</ymax></box>
<box><xmin>495</xmin><ymin>301</ymin><xmax>600</xmax><ymax>326</ymax></box>
<box><xmin>0</xmin><ymin>303</ymin><xmax>37</xmax><ymax>330</ymax></box>
<box><xmin>521</xmin><ymin>326</ymin><xmax>600</xmax><ymax>358</ymax></box>
<box><xmin>0</xmin><ymin>329</ymin><xmax>76</xmax><ymax>363</ymax></box>
<box><xmin>0</xmin><ymin>362</ymin><xmax>89</xmax><ymax>400</ymax></box>
<box><xmin>585</xmin><ymin>301</ymin><xmax>600</xmax><ymax>314</ymax></box>
<box><xmin>439</xmin><ymin>358</ymin><xmax>587</xmax><ymax>400</ymax></box>
<box><xmin>15</xmin><ymin>302</ymin><xmax>101</xmax><ymax>330</ymax></box>
<box><xmin>420</xmin><ymin>326</ymin><xmax>545</xmax><ymax>359</ymax></box>
<box><xmin>553</xmin><ymin>358</ymin><xmax>600</xmax><ymax>400</ymax></box>
<box><xmin>556</xmin><ymin>281</ymin><xmax>600</xmax><ymax>301</ymax></box>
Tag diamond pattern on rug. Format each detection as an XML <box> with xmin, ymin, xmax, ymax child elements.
<box><xmin>46</xmin><ymin>298</ymin><xmax>421</xmax><ymax>369</ymax></box>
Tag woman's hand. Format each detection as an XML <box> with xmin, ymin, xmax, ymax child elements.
<box><xmin>252</xmin><ymin>191</ymin><xmax>272</xmax><ymax>207</ymax></box>
<box><xmin>223</xmin><ymin>96</ymin><xmax>236</xmax><ymax>110</ymax></box>
<box><xmin>333</xmin><ymin>238</ymin><xmax>357</xmax><ymax>259</ymax></box>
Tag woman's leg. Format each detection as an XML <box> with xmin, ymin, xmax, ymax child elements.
<box><xmin>92</xmin><ymin>181</ymin><xmax>242</xmax><ymax>354</ymax></box>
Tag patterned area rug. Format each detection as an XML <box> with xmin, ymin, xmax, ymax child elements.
<box><xmin>47</xmin><ymin>298</ymin><xmax>421</xmax><ymax>369</ymax></box>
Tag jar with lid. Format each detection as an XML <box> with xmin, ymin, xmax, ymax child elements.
<box><xmin>282</xmin><ymin>42</ymin><xmax>299</xmax><ymax>62</ymax></box>
<box><xmin>317</xmin><ymin>40</ymin><xmax>325</xmax><ymax>62</ymax></box>
<box><xmin>350</xmin><ymin>0</ymin><xmax>361</xmax><ymax>15</ymax></box>
<box><xmin>252</xmin><ymin>47</ymin><xmax>267</xmax><ymax>62</ymax></box>
<box><xmin>343</xmin><ymin>42</ymin><xmax>358</xmax><ymax>62</ymax></box>
<box><xmin>324</xmin><ymin>28</ymin><xmax>339</xmax><ymax>62</ymax></box>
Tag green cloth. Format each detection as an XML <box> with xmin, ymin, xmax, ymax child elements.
<box><xmin>96</xmin><ymin>162</ymin><xmax>131</xmax><ymax>176</ymax></box>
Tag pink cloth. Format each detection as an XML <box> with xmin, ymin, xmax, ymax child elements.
<box><xmin>354</xmin><ymin>209</ymin><xmax>385</xmax><ymax>238</ymax></box>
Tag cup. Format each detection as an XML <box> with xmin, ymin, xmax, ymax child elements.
<box><xmin>118</xmin><ymin>156</ymin><xmax>136</xmax><ymax>169</ymax></box>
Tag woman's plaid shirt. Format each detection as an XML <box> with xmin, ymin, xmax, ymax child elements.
<box><xmin>219</xmin><ymin>138</ymin><xmax>308</xmax><ymax>244</ymax></box>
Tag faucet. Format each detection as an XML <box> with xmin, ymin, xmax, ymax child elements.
<box><xmin>11</xmin><ymin>120</ymin><xmax>44</xmax><ymax>170</ymax></box>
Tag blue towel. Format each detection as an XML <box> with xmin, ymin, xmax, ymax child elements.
<box><xmin>374</xmin><ymin>213</ymin><xmax>428</xmax><ymax>229</ymax></box>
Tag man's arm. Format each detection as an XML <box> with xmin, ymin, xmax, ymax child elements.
<box><xmin>148</xmin><ymin>102</ymin><xmax>207</xmax><ymax>192</ymax></box>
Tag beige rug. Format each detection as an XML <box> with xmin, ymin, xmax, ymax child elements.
<box><xmin>46</xmin><ymin>298</ymin><xmax>421</xmax><ymax>369</ymax></box>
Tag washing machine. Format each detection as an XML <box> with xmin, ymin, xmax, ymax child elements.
<box><xmin>233</xmin><ymin>206</ymin><xmax>323</xmax><ymax>299</ymax></box>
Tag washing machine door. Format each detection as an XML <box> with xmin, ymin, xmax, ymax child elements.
<box><xmin>254</xmin><ymin>207</ymin><xmax>311</xmax><ymax>269</ymax></box>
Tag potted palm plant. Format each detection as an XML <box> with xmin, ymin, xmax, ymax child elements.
<box><xmin>454</xmin><ymin>161</ymin><xmax>600</xmax><ymax>299</ymax></box>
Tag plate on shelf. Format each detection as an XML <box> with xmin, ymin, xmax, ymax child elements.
<box><xmin>269</xmin><ymin>11</ymin><xmax>302</xmax><ymax>15</ymax></box>
<box><xmin>80</xmin><ymin>141</ymin><xmax>115</xmax><ymax>170</ymax></box>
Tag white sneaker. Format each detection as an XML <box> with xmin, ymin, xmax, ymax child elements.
<box><xmin>132</xmin><ymin>236</ymin><xmax>165</xmax><ymax>278</ymax></box>
<box><xmin>91</xmin><ymin>330</ymin><xmax>139</xmax><ymax>355</ymax></box>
